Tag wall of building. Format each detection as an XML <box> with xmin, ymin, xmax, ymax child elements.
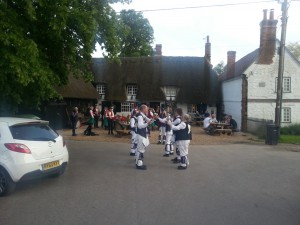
<box><xmin>222</xmin><ymin>77</ymin><xmax>243</xmax><ymax>129</ymax></box>
<box><xmin>245</xmin><ymin>52</ymin><xmax>300</xmax><ymax>126</ymax></box>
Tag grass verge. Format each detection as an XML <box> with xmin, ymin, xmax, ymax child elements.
<box><xmin>279</xmin><ymin>135</ymin><xmax>300</xmax><ymax>144</ymax></box>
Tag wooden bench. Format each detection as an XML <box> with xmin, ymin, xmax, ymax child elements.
<box><xmin>115</xmin><ymin>129</ymin><xmax>131</xmax><ymax>137</ymax></box>
<box><xmin>214</xmin><ymin>128</ymin><xmax>232</xmax><ymax>135</ymax></box>
<box><xmin>114</xmin><ymin>121</ymin><xmax>131</xmax><ymax>137</ymax></box>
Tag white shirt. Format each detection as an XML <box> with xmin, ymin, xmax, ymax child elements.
<box><xmin>203</xmin><ymin>117</ymin><xmax>212</xmax><ymax>128</ymax></box>
<box><xmin>137</xmin><ymin>112</ymin><xmax>150</xmax><ymax>129</ymax></box>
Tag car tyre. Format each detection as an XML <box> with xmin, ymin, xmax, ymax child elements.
<box><xmin>0</xmin><ymin>168</ymin><xmax>16</xmax><ymax>197</ymax></box>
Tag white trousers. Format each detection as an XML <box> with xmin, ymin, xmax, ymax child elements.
<box><xmin>130</xmin><ymin>131</ymin><xmax>137</xmax><ymax>154</ymax></box>
<box><xmin>177</xmin><ymin>140</ymin><xmax>190</xmax><ymax>157</ymax></box>
<box><xmin>136</xmin><ymin>135</ymin><xmax>149</xmax><ymax>166</ymax></box>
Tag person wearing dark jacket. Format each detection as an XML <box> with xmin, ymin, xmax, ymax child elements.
<box><xmin>71</xmin><ymin>107</ymin><xmax>78</xmax><ymax>136</ymax></box>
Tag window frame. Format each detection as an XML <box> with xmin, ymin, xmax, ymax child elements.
<box><xmin>281</xmin><ymin>107</ymin><xmax>291</xmax><ymax>123</ymax></box>
<box><xmin>96</xmin><ymin>84</ymin><xmax>106</xmax><ymax>95</ymax></box>
<box><xmin>126</xmin><ymin>85</ymin><xmax>138</xmax><ymax>96</ymax></box>
<box><xmin>275</xmin><ymin>77</ymin><xmax>291</xmax><ymax>93</ymax></box>
<box><xmin>121</xmin><ymin>102</ymin><xmax>135</xmax><ymax>112</ymax></box>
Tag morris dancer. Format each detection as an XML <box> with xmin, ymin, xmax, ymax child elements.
<box><xmin>155</xmin><ymin>113</ymin><xmax>173</xmax><ymax>157</ymax></box>
<box><xmin>168</xmin><ymin>114</ymin><xmax>192</xmax><ymax>170</ymax></box>
<box><xmin>129</xmin><ymin>110</ymin><xmax>138</xmax><ymax>156</ymax></box>
<box><xmin>157</xmin><ymin>110</ymin><xmax>167</xmax><ymax>144</ymax></box>
<box><xmin>171</xmin><ymin>108</ymin><xmax>183</xmax><ymax>163</ymax></box>
<box><xmin>135</xmin><ymin>105</ymin><xmax>153</xmax><ymax>170</ymax></box>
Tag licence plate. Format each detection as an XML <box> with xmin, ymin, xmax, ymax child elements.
<box><xmin>43</xmin><ymin>160</ymin><xmax>60</xmax><ymax>171</ymax></box>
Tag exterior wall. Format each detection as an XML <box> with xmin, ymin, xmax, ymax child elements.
<box><xmin>222</xmin><ymin>77</ymin><xmax>243</xmax><ymax>129</ymax></box>
<box><xmin>245</xmin><ymin>52</ymin><xmax>300</xmax><ymax>126</ymax></box>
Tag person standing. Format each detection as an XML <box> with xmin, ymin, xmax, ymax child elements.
<box><xmin>84</xmin><ymin>106</ymin><xmax>94</xmax><ymax>136</ymax></box>
<box><xmin>71</xmin><ymin>107</ymin><xmax>78</xmax><ymax>136</ymax></box>
<box><xmin>93</xmin><ymin>106</ymin><xmax>100</xmax><ymax>128</ymax></box>
<box><xmin>168</xmin><ymin>114</ymin><xmax>192</xmax><ymax>170</ymax></box>
<box><xmin>171</xmin><ymin>108</ymin><xmax>183</xmax><ymax>163</ymax></box>
<box><xmin>129</xmin><ymin>110</ymin><xmax>138</xmax><ymax>156</ymax></box>
<box><xmin>156</xmin><ymin>112</ymin><xmax>173</xmax><ymax>157</ymax></box>
<box><xmin>157</xmin><ymin>110</ymin><xmax>167</xmax><ymax>144</ymax></box>
<box><xmin>106</xmin><ymin>106</ymin><xmax>114</xmax><ymax>135</ymax></box>
<box><xmin>135</xmin><ymin>105</ymin><xmax>153</xmax><ymax>170</ymax></box>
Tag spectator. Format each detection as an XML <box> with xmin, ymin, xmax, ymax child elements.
<box><xmin>106</xmin><ymin>106</ymin><xmax>115</xmax><ymax>135</ymax></box>
<box><xmin>203</xmin><ymin>113</ymin><xmax>215</xmax><ymax>135</ymax></box>
<box><xmin>228</xmin><ymin>115</ymin><xmax>238</xmax><ymax>131</ymax></box>
<box><xmin>71</xmin><ymin>107</ymin><xmax>78</xmax><ymax>136</ymax></box>
<box><xmin>211</xmin><ymin>114</ymin><xmax>218</xmax><ymax>123</ymax></box>
<box><xmin>93</xmin><ymin>106</ymin><xmax>100</xmax><ymax>128</ymax></box>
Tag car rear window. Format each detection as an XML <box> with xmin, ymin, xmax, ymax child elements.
<box><xmin>9</xmin><ymin>123</ymin><xmax>59</xmax><ymax>141</ymax></box>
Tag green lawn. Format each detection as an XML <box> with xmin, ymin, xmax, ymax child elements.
<box><xmin>279</xmin><ymin>135</ymin><xmax>300</xmax><ymax>144</ymax></box>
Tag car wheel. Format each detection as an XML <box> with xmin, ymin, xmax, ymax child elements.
<box><xmin>0</xmin><ymin>168</ymin><xmax>16</xmax><ymax>197</ymax></box>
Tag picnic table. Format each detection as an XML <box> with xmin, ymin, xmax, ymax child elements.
<box><xmin>114</xmin><ymin>121</ymin><xmax>131</xmax><ymax>137</ymax></box>
<box><xmin>210</xmin><ymin>122</ymin><xmax>232</xmax><ymax>135</ymax></box>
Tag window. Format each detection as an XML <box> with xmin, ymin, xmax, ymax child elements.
<box><xmin>10</xmin><ymin>124</ymin><xmax>58</xmax><ymax>141</ymax></box>
<box><xmin>127</xmin><ymin>85</ymin><xmax>137</xmax><ymax>95</ymax></box>
<box><xmin>281</xmin><ymin>108</ymin><xmax>291</xmax><ymax>123</ymax></box>
<box><xmin>121</xmin><ymin>102</ymin><xmax>135</xmax><ymax>112</ymax></box>
<box><xmin>96</xmin><ymin>84</ymin><xmax>106</xmax><ymax>95</ymax></box>
<box><xmin>275</xmin><ymin>77</ymin><xmax>291</xmax><ymax>93</ymax></box>
<box><xmin>187</xmin><ymin>104</ymin><xmax>197</xmax><ymax>113</ymax></box>
<box><xmin>162</xmin><ymin>86</ymin><xmax>178</xmax><ymax>101</ymax></box>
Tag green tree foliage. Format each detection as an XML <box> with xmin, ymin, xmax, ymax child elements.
<box><xmin>213</xmin><ymin>61</ymin><xmax>225</xmax><ymax>76</ymax></box>
<box><xmin>287</xmin><ymin>42</ymin><xmax>300</xmax><ymax>62</ymax></box>
<box><xmin>117</xmin><ymin>10</ymin><xmax>154</xmax><ymax>57</ymax></box>
<box><xmin>0</xmin><ymin>0</ymin><xmax>130</xmax><ymax>112</ymax></box>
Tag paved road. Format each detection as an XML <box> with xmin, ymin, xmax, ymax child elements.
<box><xmin>1</xmin><ymin>141</ymin><xmax>300</xmax><ymax>225</ymax></box>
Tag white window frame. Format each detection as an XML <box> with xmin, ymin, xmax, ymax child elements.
<box><xmin>281</xmin><ymin>107</ymin><xmax>291</xmax><ymax>123</ymax></box>
<box><xmin>162</xmin><ymin>86</ymin><xmax>179</xmax><ymax>101</ymax></box>
<box><xmin>127</xmin><ymin>85</ymin><xmax>138</xmax><ymax>96</ymax></box>
<box><xmin>96</xmin><ymin>84</ymin><xmax>106</xmax><ymax>95</ymax></box>
<box><xmin>121</xmin><ymin>102</ymin><xmax>135</xmax><ymax>112</ymax></box>
<box><xmin>275</xmin><ymin>77</ymin><xmax>291</xmax><ymax>93</ymax></box>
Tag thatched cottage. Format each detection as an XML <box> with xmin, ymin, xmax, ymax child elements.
<box><xmin>91</xmin><ymin>40</ymin><xmax>222</xmax><ymax>117</ymax></box>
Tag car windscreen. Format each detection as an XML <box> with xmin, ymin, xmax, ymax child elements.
<box><xmin>9</xmin><ymin>123</ymin><xmax>59</xmax><ymax>141</ymax></box>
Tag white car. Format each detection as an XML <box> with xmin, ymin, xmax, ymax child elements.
<box><xmin>0</xmin><ymin>117</ymin><xmax>69</xmax><ymax>196</ymax></box>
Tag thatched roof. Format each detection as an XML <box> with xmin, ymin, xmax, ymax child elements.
<box><xmin>92</xmin><ymin>56</ymin><xmax>221</xmax><ymax>104</ymax></box>
<box><xmin>56</xmin><ymin>75</ymin><xmax>99</xmax><ymax>100</ymax></box>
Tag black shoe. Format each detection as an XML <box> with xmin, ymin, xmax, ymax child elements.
<box><xmin>170</xmin><ymin>152</ymin><xmax>174</xmax><ymax>155</ymax></box>
<box><xmin>136</xmin><ymin>165</ymin><xmax>147</xmax><ymax>170</ymax></box>
<box><xmin>171</xmin><ymin>158</ymin><xmax>181</xmax><ymax>163</ymax></box>
<box><xmin>157</xmin><ymin>141</ymin><xmax>161</xmax><ymax>144</ymax></box>
<box><xmin>178</xmin><ymin>165</ymin><xmax>187</xmax><ymax>170</ymax></box>
<box><xmin>163</xmin><ymin>154</ymin><xmax>170</xmax><ymax>157</ymax></box>
<box><xmin>130</xmin><ymin>153</ymin><xmax>135</xmax><ymax>156</ymax></box>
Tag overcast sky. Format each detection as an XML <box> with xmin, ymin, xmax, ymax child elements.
<box><xmin>92</xmin><ymin>0</ymin><xmax>300</xmax><ymax>66</ymax></box>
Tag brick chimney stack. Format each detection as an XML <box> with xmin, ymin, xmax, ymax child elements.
<box><xmin>155</xmin><ymin>44</ymin><xmax>162</xmax><ymax>56</ymax></box>
<box><xmin>205</xmin><ymin>35</ymin><xmax>211</xmax><ymax>64</ymax></box>
<box><xmin>257</xmin><ymin>9</ymin><xmax>278</xmax><ymax>64</ymax></box>
<box><xmin>227</xmin><ymin>51</ymin><xmax>236</xmax><ymax>79</ymax></box>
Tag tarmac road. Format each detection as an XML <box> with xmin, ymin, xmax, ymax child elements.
<box><xmin>1</xmin><ymin>141</ymin><xmax>300</xmax><ymax>225</ymax></box>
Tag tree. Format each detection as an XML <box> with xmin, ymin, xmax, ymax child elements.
<box><xmin>117</xmin><ymin>10</ymin><xmax>154</xmax><ymax>57</ymax></box>
<box><xmin>0</xmin><ymin>0</ymin><xmax>130</xmax><ymax>113</ymax></box>
<box><xmin>213</xmin><ymin>61</ymin><xmax>226</xmax><ymax>76</ymax></box>
<box><xmin>287</xmin><ymin>42</ymin><xmax>300</xmax><ymax>62</ymax></box>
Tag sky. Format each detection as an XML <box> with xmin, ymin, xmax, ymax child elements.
<box><xmin>92</xmin><ymin>0</ymin><xmax>300</xmax><ymax>66</ymax></box>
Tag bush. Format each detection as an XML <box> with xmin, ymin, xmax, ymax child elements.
<box><xmin>280</xmin><ymin>124</ymin><xmax>300</xmax><ymax>135</ymax></box>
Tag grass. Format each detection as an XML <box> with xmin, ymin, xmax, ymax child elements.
<box><xmin>279</xmin><ymin>135</ymin><xmax>300</xmax><ymax>144</ymax></box>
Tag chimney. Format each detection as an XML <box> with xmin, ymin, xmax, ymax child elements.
<box><xmin>257</xmin><ymin>9</ymin><xmax>278</xmax><ymax>64</ymax></box>
<box><xmin>227</xmin><ymin>51</ymin><xmax>236</xmax><ymax>78</ymax></box>
<box><xmin>155</xmin><ymin>44</ymin><xmax>162</xmax><ymax>56</ymax></box>
<box><xmin>205</xmin><ymin>35</ymin><xmax>211</xmax><ymax>64</ymax></box>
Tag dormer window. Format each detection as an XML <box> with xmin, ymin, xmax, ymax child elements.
<box><xmin>162</xmin><ymin>86</ymin><xmax>179</xmax><ymax>101</ymax></box>
<box><xmin>127</xmin><ymin>84</ymin><xmax>137</xmax><ymax>100</ymax></box>
<box><xmin>96</xmin><ymin>84</ymin><xmax>106</xmax><ymax>100</ymax></box>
